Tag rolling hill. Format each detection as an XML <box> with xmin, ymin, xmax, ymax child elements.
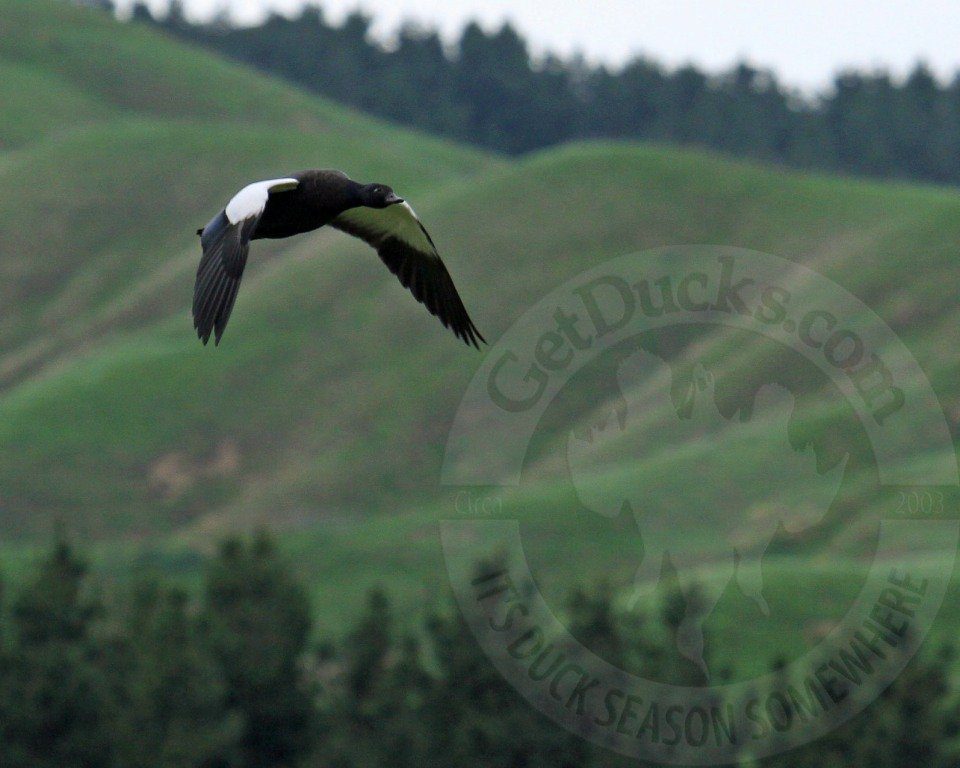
<box><xmin>1</xmin><ymin>0</ymin><xmax>958</xmax><ymax>672</ymax></box>
<box><xmin>0</xmin><ymin>0</ymin><xmax>498</xmax><ymax>536</ymax></box>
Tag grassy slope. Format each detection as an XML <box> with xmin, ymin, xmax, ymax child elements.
<box><xmin>0</xmin><ymin>0</ymin><xmax>497</xmax><ymax>536</ymax></box>
<box><xmin>0</xmin><ymin>0</ymin><xmax>493</xmax><ymax>361</ymax></box>
<box><xmin>3</xmin><ymin>141</ymin><xmax>958</xmax><ymax>664</ymax></box>
<box><xmin>5</xmin><ymin>140</ymin><xmax>955</xmax><ymax>532</ymax></box>
<box><xmin>1</xmin><ymin>0</ymin><xmax>958</xmax><ymax>677</ymax></box>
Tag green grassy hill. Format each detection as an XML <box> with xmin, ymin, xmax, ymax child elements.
<box><xmin>1</xmin><ymin>0</ymin><xmax>958</xmax><ymax>675</ymax></box>
<box><xmin>0</xmin><ymin>0</ymin><xmax>497</xmax><ymax>536</ymax></box>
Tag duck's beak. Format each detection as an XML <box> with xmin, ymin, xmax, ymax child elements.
<box><xmin>385</xmin><ymin>192</ymin><xmax>404</xmax><ymax>205</ymax></box>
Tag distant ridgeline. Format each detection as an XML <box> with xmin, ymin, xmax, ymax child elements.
<box><xmin>103</xmin><ymin>0</ymin><xmax>960</xmax><ymax>184</ymax></box>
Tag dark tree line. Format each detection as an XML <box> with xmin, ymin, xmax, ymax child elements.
<box><xmin>0</xmin><ymin>533</ymin><xmax>957</xmax><ymax>767</ymax></box>
<box><xmin>111</xmin><ymin>1</ymin><xmax>960</xmax><ymax>185</ymax></box>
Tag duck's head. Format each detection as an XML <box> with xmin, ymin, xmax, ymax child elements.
<box><xmin>361</xmin><ymin>183</ymin><xmax>404</xmax><ymax>209</ymax></box>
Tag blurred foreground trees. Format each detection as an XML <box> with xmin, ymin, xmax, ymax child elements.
<box><xmin>109</xmin><ymin>2</ymin><xmax>960</xmax><ymax>186</ymax></box>
<box><xmin>0</xmin><ymin>534</ymin><xmax>957</xmax><ymax>767</ymax></box>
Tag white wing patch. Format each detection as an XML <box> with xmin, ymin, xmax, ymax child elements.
<box><xmin>224</xmin><ymin>177</ymin><xmax>299</xmax><ymax>224</ymax></box>
<box><xmin>333</xmin><ymin>201</ymin><xmax>437</xmax><ymax>256</ymax></box>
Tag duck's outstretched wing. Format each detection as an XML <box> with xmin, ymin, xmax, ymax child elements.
<box><xmin>331</xmin><ymin>202</ymin><xmax>485</xmax><ymax>348</ymax></box>
<box><xmin>193</xmin><ymin>178</ymin><xmax>298</xmax><ymax>345</ymax></box>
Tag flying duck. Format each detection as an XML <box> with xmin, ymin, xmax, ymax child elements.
<box><xmin>193</xmin><ymin>170</ymin><xmax>484</xmax><ymax>347</ymax></box>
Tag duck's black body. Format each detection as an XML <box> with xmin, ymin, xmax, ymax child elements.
<box><xmin>253</xmin><ymin>171</ymin><xmax>360</xmax><ymax>240</ymax></box>
<box><xmin>193</xmin><ymin>170</ymin><xmax>484</xmax><ymax>348</ymax></box>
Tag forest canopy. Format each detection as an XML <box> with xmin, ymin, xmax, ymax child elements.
<box><xmin>108</xmin><ymin>0</ymin><xmax>960</xmax><ymax>186</ymax></box>
<box><xmin>0</xmin><ymin>534</ymin><xmax>956</xmax><ymax>767</ymax></box>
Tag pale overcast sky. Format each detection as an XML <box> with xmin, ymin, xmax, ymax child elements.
<box><xmin>117</xmin><ymin>0</ymin><xmax>960</xmax><ymax>90</ymax></box>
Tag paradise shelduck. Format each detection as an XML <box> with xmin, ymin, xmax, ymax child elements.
<box><xmin>193</xmin><ymin>170</ymin><xmax>484</xmax><ymax>348</ymax></box>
